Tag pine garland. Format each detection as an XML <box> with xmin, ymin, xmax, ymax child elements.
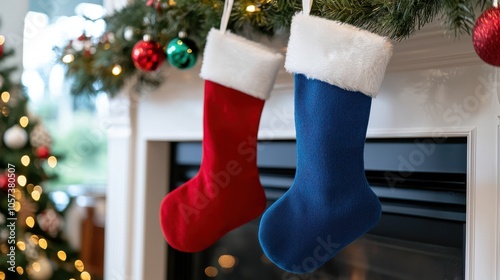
<box><xmin>57</xmin><ymin>0</ymin><xmax>490</xmax><ymax>96</ymax></box>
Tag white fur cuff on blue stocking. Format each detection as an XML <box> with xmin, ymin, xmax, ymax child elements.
<box><xmin>284</xmin><ymin>13</ymin><xmax>393</xmax><ymax>97</ymax></box>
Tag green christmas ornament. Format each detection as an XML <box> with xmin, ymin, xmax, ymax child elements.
<box><xmin>166</xmin><ymin>37</ymin><xmax>198</xmax><ymax>70</ymax></box>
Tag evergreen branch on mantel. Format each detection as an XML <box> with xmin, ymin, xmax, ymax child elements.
<box><xmin>57</xmin><ymin>0</ymin><xmax>491</xmax><ymax>96</ymax></box>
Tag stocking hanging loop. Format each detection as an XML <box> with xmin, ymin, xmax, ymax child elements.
<box><xmin>220</xmin><ymin>0</ymin><xmax>234</xmax><ymax>33</ymax></box>
<box><xmin>302</xmin><ymin>0</ymin><xmax>312</xmax><ymax>15</ymax></box>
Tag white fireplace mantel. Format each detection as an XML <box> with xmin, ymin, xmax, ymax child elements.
<box><xmin>104</xmin><ymin>20</ymin><xmax>500</xmax><ymax>280</ymax></box>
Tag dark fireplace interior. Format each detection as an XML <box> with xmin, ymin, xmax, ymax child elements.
<box><xmin>166</xmin><ymin>137</ymin><xmax>467</xmax><ymax>280</ymax></box>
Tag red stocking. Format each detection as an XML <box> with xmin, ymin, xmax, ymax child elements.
<box><xmin>159</xmin><ymin>29</ymin><xmax>283</xmax><ymax>252</ymax></box>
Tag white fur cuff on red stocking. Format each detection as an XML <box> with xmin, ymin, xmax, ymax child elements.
<box><xmin>200</xmin><ymin>29</ymin><xmax>284</xmax><ymax>100</ymax></box>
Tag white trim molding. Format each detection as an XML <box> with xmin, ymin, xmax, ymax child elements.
<box><xmin>367</xmin><ymin>127</ymin><xmax>477</xmax><ymax>280</ymax></box>
<box><xmin>104</xmin><ymin>92</ymin><xmax>135</xmax><ymax>280</ymax></box>
<box><xmin>131</xmin><ymin>141</ymin><xmax>169</xmax><ymax>280</ymax></box>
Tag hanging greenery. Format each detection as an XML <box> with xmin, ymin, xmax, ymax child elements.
<box><xmin>56</xmin><ymin>0</ymin><xmax>490</xmax><ymax>96</ymax></box>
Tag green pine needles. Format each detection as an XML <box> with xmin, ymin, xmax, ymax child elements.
<box><xmin>58</xmin><ymin>0</ymin><xmax>490</xmax><ymax>96</ymax></box>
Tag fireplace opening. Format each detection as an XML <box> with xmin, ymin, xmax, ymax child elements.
<box><xmin>166</xmin><ymin>137</ymin><xmax>467</xmax><ymax>280</ymax></box>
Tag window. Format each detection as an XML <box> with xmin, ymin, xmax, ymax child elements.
<box><xmin>23</xmin><ymin>1</ymin><xmax>108</xmax><ymax>192</ymax></box>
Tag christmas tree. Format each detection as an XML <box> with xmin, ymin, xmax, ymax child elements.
<box><xmin>0</xmin><ymin>37</ymin><xmax>90</xmax><ymax>279</ymax></box>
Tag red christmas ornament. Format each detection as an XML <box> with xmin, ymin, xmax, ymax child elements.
<box><xmin>473</xmin><ymin>7</ymin><xmax>500</xmax><ymax>66</ymax></box>
<box><xmin>37</xmin><ymin>146</ymin><xmax>51</xmax><ymax>159</ymax></box>
<box><xmin>0</xmin><ymin>173</ymin><xmax>8</xmax><ymax>192</ymax></box>
<box><xmin>0</xmin><ymin>43</ymin><xmax>4</xmax><ymax>58</ymax></box>
<box><xmin>131</xmin><ymin>38</ymin><xmax>166</xmax><ymax>71</ymax></box>
<box><xmin>146</xmin><ymin>0</ymin><xmax>167</xmax><ymax>13</ymax></box>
